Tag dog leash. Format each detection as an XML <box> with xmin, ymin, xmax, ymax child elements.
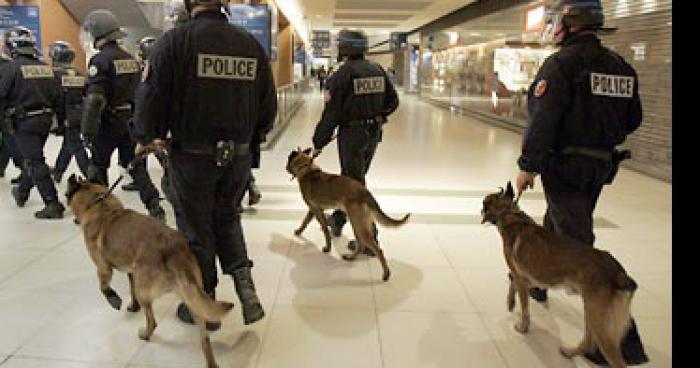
<box><xmin>84</xmin><ymin>154</ymin><xmax>147</xmax><ymax>211</ymax></box>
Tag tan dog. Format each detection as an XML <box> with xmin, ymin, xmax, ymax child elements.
<box><xmin>481</xmin><ymin>182</ymin><xmax>638</xmax><ymax>368</ymax></box>
<box><xmin>66</xmin><ymin>174</ymin><xmax>233</xmax><ymax>368</ymax></box>
<box><xmin>286</xmin><ymin>148</ymin><xmax>410</xmax><ymax>281</ymax></box>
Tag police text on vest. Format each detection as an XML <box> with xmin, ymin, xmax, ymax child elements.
<box><xmin>354</xmin><ymin>77</ymin><xmax>385</xmax><ymax>95</ymax></box>
<box><xmin>20</xmin><ymin>65</ymin><xmax>54</xmax><ymax>79</ymax></box>
<box><xmin>197</xmin><ymin>54</ymin><xmax>257</xmax><ymax>81</ymax></box>
<box><xmin>62</xmin><ymin>76</ymin><xmax>85</xmax><ymax>88</ymax></box>
<box><xmin>113</xmin><ymin>60</ymin><xmax>141</xmax><ymax>75</ymax></box>
<box><xmin>590</xmin><ymin>73</ymin><xmax>634</xmax><ymax>98</ymax></box>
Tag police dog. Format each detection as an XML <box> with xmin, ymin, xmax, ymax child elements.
<box><xmin>286</xmin><ymin>148</ymin><xmax>410</xmax><ymax>281</ymax></box>
<box><xmin>66</xmin><ymin>174</ymin><xmax>233</xmax><ymax>368</ymax></box>
<box><xmin>481</xmin><ymin>182</ymin><xmax>638</xmax><ymax>368</ymax></box>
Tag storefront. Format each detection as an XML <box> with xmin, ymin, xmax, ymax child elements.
<box><xmin>417</xmin><ymin>0</ymin><xmax>672</xmax><ymax>181</ymax></box>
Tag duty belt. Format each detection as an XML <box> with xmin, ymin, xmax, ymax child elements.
<box><xmin>25</xmin><ymin>107</ymin><xmax>53</xmax><ymax>117</ymax></box>
<box><xmin>561</xmin><ymin>146</ymin><xmax>613</xmax><ymax>161</ymax></box>
<box><xmin>343</xmin><ymin>116</ymin><xmax>386</xmax><ymax>128</ymax></box>
<box><xmin>174</xmin><ymin>141</ymin><xmax>251</xmax><ymax>156</ymax></box>
<box><xmin>110</xmin><ymin>104</ymin><xmax>132</xmax><ymax>114</ymax></box>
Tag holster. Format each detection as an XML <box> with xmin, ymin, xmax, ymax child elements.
<box><xmin>604</xmin><ymin>149</ymin><xmax>632</xmax><ymax>185</ymax></box>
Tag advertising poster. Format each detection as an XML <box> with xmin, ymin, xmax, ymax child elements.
<box><xmin>0</xmin><ymin>5</ymin><xmax>41</xmax><ymax>51</ymax></box>
<box><xmin>228</xmin><ymin>4</ymin><xmax>272</xmax><ymax>58</ymax></box>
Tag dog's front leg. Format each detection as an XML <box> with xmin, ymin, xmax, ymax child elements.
<box><xmin>98</xmin><ymin>268</ymin><xmax>122</xmax><ymax>310</ymax></box>
<box><xmin>311</xmin><ymin>208</ymin><xmax>332</xmax><ymax>253</ymax></box>
<box><xmin>193</xmin><ymin>314</ymin><xmax>219</xmax><ymax>368</ymax></box>
<box><xmin>513</xmin><ymin>275</ymin><xmax>530</xmax><ymax>334</ymax></box>
<box><xmin>127</xmin><ymin>273</ymin><xmax>141</xmax><ymax>313</ymax></box>
<box><xmin>294</xmin><ymin>210</ymin><xmax>314</xmax><ymax>236</ymax></box>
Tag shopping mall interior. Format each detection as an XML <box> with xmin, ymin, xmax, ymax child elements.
<box><xmin>0</xmin><ymin>0</ymin><xmax>670</xmax><ymax>367</ymax></box>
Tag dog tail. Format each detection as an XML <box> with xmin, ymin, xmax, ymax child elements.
<box><xmin>367</xmin><ymin>193</ymin><xmax>411</xmax><ymax>228</ymax></box>
<box><xmin>170</xmin><ymin>253</ymin><xmax>234</xmax><ymax>322</ymax></box>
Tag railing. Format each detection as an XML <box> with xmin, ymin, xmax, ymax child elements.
<box><xmin>262</xmin><ymin>78</ymin><xmax>310</xmax><ymax>150</ymax></box>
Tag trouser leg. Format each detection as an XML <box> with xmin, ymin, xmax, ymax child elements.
<box><xmin>15</xmin><ymin>132</ymin><xmax>58</xmax><ymax>204</ymax></box>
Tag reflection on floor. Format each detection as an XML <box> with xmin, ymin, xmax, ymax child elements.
<box><xmin>0</xmin><ymin>91</ymin><xmax>670</xmax><ymax>367</ymax></box>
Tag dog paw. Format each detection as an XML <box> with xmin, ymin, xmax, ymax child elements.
<box><xmin>127</xmin><ymin>301</ymin><xmax>141</xmax><ymax>313</ymax></box>
<box><xmin>559</xmin><ymin>346</ymin><xmax>578</xmax><ymax>359</ymax></box>
<box><xmin>103</xmin><ymin>289</ymin><xmax>122</xmax><ymax>310</ymax></box>
<box><xmin>294</xmin><ymin>229</ymin><xmax>303</xmax><ymax>236</ymax></box>
<box><xmin>514</xmin><ymin>320</ymin><xmax>529</xmax><ymax>334</ymax></box>
<box><xmin>322</xmin><ymin>245</ymin><xmax>331</xmax><ymax>253</ymax></box>
<box><xmin>382</xmin><ymin>270</ymin><xmax>391</xmax><ymax>282</ymax></box>
<box><xmin>138</xmin><ymin>328</ymin><xmax>152</xmax><ymax>341</ymax></box>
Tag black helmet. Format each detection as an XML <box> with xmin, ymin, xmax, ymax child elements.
<box><xmin>4</xmin><ymin>26</ymin><xmax>37</xmax><ymax>56</ymax></box>
<box><xmin>82</xmin><ymin>9</ymin><xmax>127</xmax><ymax>43</ymax></box>
<box><xmin>48</xmin><ymin>41</ymin><xmax>76</xmax><ymax>64</ymax></box>
<box><xmin>548</xmin><ymin>0</ymin><xmax>611</xmax><ymax>30</ymax></box>
<box><xmin>138</xmin><ymin>36</ymin><xmax>157</xmax><ymax>60</ymax></box>
<box><xmin>337</xmin><ymin>29</ymin><xmax>368</xmax><ymax>59</ymax></box>
<box><xmin>184</xmin><ymin>0</ymin><xmax>230</xmax><ymax>13</ymax></box>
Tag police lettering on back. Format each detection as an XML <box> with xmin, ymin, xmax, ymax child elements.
<box><xmin>354</xmin><ymin>76</ymin><xmax>385</xmax><ymax>95</ymax></box>
<box><xmin>591</xmin><ymin>73</ymin><xmax>634</xmax><ymax>98</ymax></box>
<box><xmin>197</xmin><ymin>54</ymin><xmax>257</xmax><ymax>81</ymax></box>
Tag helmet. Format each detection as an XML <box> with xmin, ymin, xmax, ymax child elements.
<box><xmin>4</xmin><ymin>26</ymin><xmax>38</xmax><ymax>57</ymax></box>
<box><xmin>337</xmin><ymin>29</ymin><xmax>368</xmax><ymax>60</ymax></box>
<box><xmin>183</xmin><ymin>0</ymin><xmax>230</xmax><ymax>13</ymax></box>
<box><xmin>138</xmin><ymin>36</ymin><xmax>157</xmax><ymax>61</ymax></box>
<box><xmin>47</xmin><ymin>41</ymin><xmax>76</xmax><ymax>64</ymax></box>
<box><xmin>542</xmin><ymin>0</ymin><xmax>615</xmax><ymax>43</ymax></box>
<box><xmin>82</xmin><ymin>9</ymin><xmax>127</xmax><ymax>46</ymax></box>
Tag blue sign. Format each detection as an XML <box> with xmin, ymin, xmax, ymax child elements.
<box><xmin>294</xmin><ymin>47</ymin><xmax>305</xmax><ymax>64</ymax></box>
<box><xmin>0</xmin><ymin>5</ymin><xmax>41</xmax><ymax>51</ymax></box>
<box><xmin>228</xmin><ymin>4</ymin><xmax>272</xmax><ymax>58</ymax></box>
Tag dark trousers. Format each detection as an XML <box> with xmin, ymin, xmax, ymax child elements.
<box><xmin>331</xmin><ymin>125</ymin><xmax>380</xmax><ymax>229</ymax></box>
<box><xmin>169</xmin><ymin>150</ymin><xmax>253</xmax><ymax>293</ymax></box>
<box><xmin>14</xmin><ymin>131</ymin><xmax>59</xmax><ymax>204</ymax></box>
<box><xmin>54</xmin><ymin>127</ymin><xmax>90</xmax><ymax>177</ymax></box>
<box><xmin>88</xmin><ymin>122</ymin><xmax>160</xmax><ymax>206</ymax></box>
<box><xmin>0</xmin><ymin>133</ymin><xmax>24</xmax><ymax>173</ymax></box>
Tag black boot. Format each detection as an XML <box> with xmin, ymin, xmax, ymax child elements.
<box><xmin>146</xmin><ymin>199</ymin><xmax>166</xmax><ymax>223</ymax></box>
<box><xmin>248</xmin><ymin>183</ymin><xmax>262</xmax><ymax>206</ymax></box>
<box><xmin>529</xmin><ymin>287</ymin><xmax>548</xmax><ymax>302</ymax></box>
<box><xmin>11</xmin><ymin>186</ymin><xmax>29</xmax><ymax>207</ymax></box>
<box><xmin>584</xmin><ymin>319</ymin><xmax>649</xmax><ymax>366</ymax></box>
<box><xmin>175</xmin><ymin>291</ymin><xmax>221</xmax><ymax>331</ymax></box>
<box><xmin>35</xmin><ymin>201</ymin><xmax>65</xmax><ymax>219</ymax></box>
<box><xmin>326</xmin><ymin>214</ymin><xmax>343</xmax><ymax>237</ymax></box>
<box><xmin>122</xmin><ymin>181</ymin><xmax>139</xmax><ymax>192</ymax></box>
<box><xmin>232</xmin><ymin>267</ymin><xmax>264</xmax><ymax>325</ymax></box>
<box><xmin>10</xmin><ymin>174</ymin><xmax>23</xmax><ymax>185</ymax></box>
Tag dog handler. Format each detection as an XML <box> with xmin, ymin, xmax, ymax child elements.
<box><xmin>515</xmin><ymin>0</ymin><xmax>647</xmax><ymax>364</ymax></box>
<box><xmin>132</xmin><ymin>0</ymin><xmax>277</xmax><ymax>327</ymax></box>
<box><xmin>312</xmin><ymin>29</ymin><xmax>399</xmax><ymax>252</ymax></box>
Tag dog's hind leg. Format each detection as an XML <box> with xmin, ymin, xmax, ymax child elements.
<box><xmin>138</xmin><ymin>301</ymin><xmax>157</xmax><ymax>341</ymax></box>
<box><xmin>294</xmin><ymin>210</ymin><xmax>314</xmax><ymax>236</ymax></box>
<box><xmin>560</xmin><ymin>305</ymin><xmax>594</xmax><ymax>358</ymax></box>
<box><xmin>193</xmin><ymin>315</ymin><xmax>219</xmax><ymax>368</ymax></box>
<box><xmin>132</xmin><ymin>274</ymin><xmax>157</xmax><ymax>340</ymax></box>
<box><xmin>127</xmin><ymin>273</ymin><xmax>141</xmax><ymax>313</ymax></box>
<box><xmin>513</xmin><ymin>274</ymin><xmax>530</xmax><ymax>333</ymax></box>
<box><xmin>355</xmin><ymin>215</ymin><xmax>391</xmax><ymax>281</ymax></box>
<box><xmin>507</xmin><ymin>273</ymin><xmax>516</xmax><ymax>312</ymax></box>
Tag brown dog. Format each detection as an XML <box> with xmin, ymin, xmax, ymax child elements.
<box><xmin>481</xmin><ymin>182</ymin><xmax>638</xmax><ymax>368</ymax></box>
<box><xmin>66</xmin><ymin>174</ymin><xmax>233</xmax><ymax>368</ymax></box>
<box><xmin>286</xmin><ymin>148</ymin><xmax>410</xmax><ymax>281</ymax></box>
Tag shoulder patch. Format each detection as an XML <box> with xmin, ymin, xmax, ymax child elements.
<box><xmin>88</xmin><ymin>65</ymin><xmax>99</xmax><ymax>77</ymax></box>
<box><xmin>534</xmin><ymin>80</ymin><xmax>548</xmax><ymax>98</ymax></box>
<box><xmin>113</xmin><ymin>59</ymin><xmax>141</xmax><ymax>75</ymax></box>
<box><xmin>353</xmin><ymin>76</ymin><xmax>385</xmax><ymax>95</ymax></box>
<box><xmin>590</xmin><ymin>73</ymin><xmax>634</xmax><ymax>98</ymax></box>
<box><xmin>20</xmin><ymin>65</ymin><xmax>54</xmax><ymax>79</ymax></box>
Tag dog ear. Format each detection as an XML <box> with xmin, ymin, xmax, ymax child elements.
<box><xmin>302</xmin><ymin>147</ymin><xmax>313</xmax><ymax>155</ymax></box>
<box><xmin>505</xmin><ymin>182</ymin><xmax>515</xmax><ymax>199</ymax></box>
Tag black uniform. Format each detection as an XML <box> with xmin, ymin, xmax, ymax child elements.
<box><xmin>312</xmin><ymin>58</ymin><xmax>399</xmax><ymax>230</ymax></box>
<box><xmin>52</xmin><ymin>66</ymin><xmax>89</xmax><ymax>178</ymax></box>
<box><xmin>84</xmin><ymin>42</ymin><xmax>160</xmax><ymax>207</ymax></box>
<box><xmin>0</xmin><ymin>55</ymin><xmax>64</xmax><ymax>204</ymax></box>
<box><xmin>0</xmin><ymin>55</ymin><xmax>24</xmax><ymax>176</ymax></box>
<box><xmin>133</xmin><ymin>10</ymin><xmax>277</xmax><ymax>293</ymax></box>
<box><xmin>518</xmin><ymin>33</ymin><xmax>642</xmax><ymax>245</ymax></box>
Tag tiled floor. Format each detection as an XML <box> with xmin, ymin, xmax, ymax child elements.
<box><xmin>0</xmin><ymin>91</ymin><xmax>671</xmax><ymax>367</ymax></box>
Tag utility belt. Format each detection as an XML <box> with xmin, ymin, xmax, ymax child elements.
<box><xmin>342</xmin><ymin>116</ymin><xmax>387</xmax><ymax>128</ymax></box>
<box><xmin>560</xmin><ymin>146</ymin><xmax>632</xmax><ymax>185</ymax></box>
<box><xmin>6</xmin><ymin>106</ymin><xmax>53</xmax><ymax>120</ymax></box>
<box><xmin>173</xmin><ymin>140</ymin><xmax>251</xmax><ymax>167</ymax></box>
<box><xmin>109</xmin><ymin>103</ymin><xmax>132</xmax><ymax>115</ymax></box>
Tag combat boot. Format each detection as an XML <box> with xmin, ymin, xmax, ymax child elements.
<box><xmin>146</xmin><ymin>199</ymin><xmax>166</xmax><ymax>223</ymax></box>
<box><xmin>11</xmin><ymin>186</ymin><xmax>28</xmax><ymax>207</ymax></box>
<box><xmin>529</xmin><ymin>287</ymin><xmax>548</xmax><ymax>302</ymax></box>
<box><xmin>232</xmin><ymin>267</ymin><xmax>264</xmax><ymax>325</ymax></box>
<box><xmin>584</xmin><ymin>319</ymin><xmax>649</xmax><ymax>366</ymax></box>
<box><xmin>326</xmin><ymin>214</ymin><xmax>343</xmax><ymax>237</ymax></box>
<box><xmin>175</xmin><ymin>291</ymin><xmax>222</xmax><ymax>331</ymax></box>
<box><xmin>248</xmin><ymin>182</ymin><xmax>262</xmax><ymax>206</ymax></box>
<box><xmin>35</xmin><ymin>201</ymin><xmax>65</xmax><ymax>219</ymax></box>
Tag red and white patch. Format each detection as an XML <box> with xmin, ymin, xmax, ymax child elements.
<box><xmin>141</xmin><ymin>61</ymin><xmax>150</xmax><ymax>82</ymax></box>
<box><xmin>534</xmin><ymin>79</ymin><xmax>548</xmax><ymax>98</ymax></box>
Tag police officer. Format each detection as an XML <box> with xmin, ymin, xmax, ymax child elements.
<box><xmin>48</xmin><ymin>41</ymin><xmax>90</xmax><ymax>183</ymax></box>
<box><xmin>0</xmin><ymin>27</ymin><xmax>65</xmax><ymax>219</ymax></box>
<box><xmin>133</xmin><ymin>0</ymin><xmax>277</xmax><ymax>328</ymax></box>
<box><xmin>80</xmin><ymin>9</ymin><xmax>166</xmax><ymax>221</ymax></box>
<box><xmin>0</xmin><ymin>51</ymin><xmax>24</xmax><ymax>180</ymax></box>
<box><xmin>515</xmin><ymin>0</ymin><xmax>648</xmax><ymax>365</ymax></box>
<box><xmin>312</xmin><ymin>29</ymin><xmax>399</xmax><ymax>253</ymax></box>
